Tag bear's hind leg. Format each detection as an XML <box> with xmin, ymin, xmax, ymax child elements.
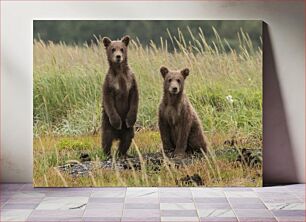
<box><xmin>118</xmin><ymin>128</ymin><xmax>134</xmax><ymax>157</ymax></box>
<box><xmin>187</xmin><ymin>125</ymin><xmax>207</xmax><ymax>154</ymax></box>
<box><xmin>102</xmin><ymin>129</ymin><xmax>114</xmax><ymax>157</ymax></box>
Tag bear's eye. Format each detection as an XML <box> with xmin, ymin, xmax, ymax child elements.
<box><xmin>120</xmin><ymin>48</ymin><xmax>124</xmax><ymax>52</ymax></box>
<box><xmin>111</xmin><ymin>48</ymin><xmax>116</xmax><ymax>53</ymax></box>
<box><xmin>168</xmin><ymin>79</ymin><xmax>172</xmax><ymax>83</ymax></box>
<box><xmin>177</xmin><ymin>79</ymin><xmax>181</xmax><ymax>83</ymax></box>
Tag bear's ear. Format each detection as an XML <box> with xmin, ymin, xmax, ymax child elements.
<box><xmin>181</xmin><ymin>68</ymin><xmax>190</xmax><ymax>79</ymax></box>
<box><xmin>160</xmin><ymin>66</ymin><xmax>169</xmax><ymax>79</ymax></box>
<box><xmin>121</xmin><ymin>35</ymin><xmax>130</xmax><ymax>46</ymax></box>
<box><xmin>102</xmin><ymin>37</ymin><xmax>112</xmax><ymax>48</ymax></box>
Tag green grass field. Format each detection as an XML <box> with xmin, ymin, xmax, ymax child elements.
<box><xmin>33</xmin><ymin>28</ymin><xmax>262</xmax><ymax>187</ymax></box>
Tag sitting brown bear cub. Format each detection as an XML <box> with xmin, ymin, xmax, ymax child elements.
<box><xmin>101</xmin><ymin>35</ymin><xmax>139</xmax><ymax>157</ymax></box>
<box><xmin>158</xmin><ymin>66</ymin><xmax>207</xmax><ymax>157</ymax></box>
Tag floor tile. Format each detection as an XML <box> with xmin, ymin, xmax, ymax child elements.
<box><xmin>261</xmin><ymin>197</ymin><xmax>302</xmax><ymax>204</ymax></box>
<box><xmin>122</xmin><ymin>209</ymin><xmax>160</xmax><ymax>217</ymax></box>
<box><xmin>192</xmin><ymin>189</ymin><xmax>225</xmax><ymax>198</ymax></box>
<box><xmin>276</xmin><ymin>217</ymin><xmax>306</xmax><ymax>222</ymax></box>
<box><xmin>125</xmin><ymin>203</ymin><xmax>160</xmax><ymax>209</ymax></box>
<box><xmin>83</xmin><ymin>217</ymin><xmax>121</xmax><ymax>222</ymax></box>
<box><xmin>160</xmin><ymin>187</ymin><xmax>191</xmax><ymax>192</ymax></box>
<box><xmin>257</xmin><ymin>192</ymin><xmax>301</xmax><ymax>203</ymax></box>
<box><xmin>160</xmin><ymin>197</ymin><xmax>194</xmax><ymax>203</ymax></box>
<box><xmin>230</xmin><ymin>203</ymin><xmax>266</xmax><ymax>209</ymax></box>
<box><xmin>34</xmin><ymin>187</ymin><xmax>89</xmax><ymax>192</ymax></box>
<box><xmin>228</xmin><ymin>198</ymin><xmax>263</xmax><ymax>204</ymax></box>
<box><xmin>126</xmin><ymin>188</ymin><xmax>158</xmax><ymax>198</ymax></box>
<box><xmin>83</xmin><ymin>209</ymin><xmax>123</xmax><ymax>217</ymax></box>
<box><xmin>161</xmin><ymin>210</ymin><xmax>198</xmax><ymax>217</ymax></box>
<box><xmin>125</xmin><ymin>197</ymin><xmax>159</xmax><ymax>204</ymax></box>
<box><xmin>285</xmin><ymin>184</ymin><xmax>305</xmax><ymax>191</ymax></box>
<box><xmin>2</xmin><ymin>203</ymin><xmax>39</xmax><ymax>209</ymax></box>
<box><xmin>19</xmin><ymin>184</ymin><xmax>34</xmax><ymax>191</ymax></box>
<box><xmin>198</xmin><ymin>209</ymin><xmax>235</xmax><ymax>217</ymax></box>
<box><xmin>253</xmin><ymin>186</ymin><xmax>290</xmax><ymax>193</ymax></box>
<box><xmin>29</xmin><ymin>209</ymin><xmax>84</xmax><ymax>218</ymax></box>
<box><xmin>237</xmin><ymin>218</ymin><xmax>277</xmax><ymax>222</ymax></box>
<box><xmin>272</xmin><ymin>209</ymin><xmax>305</xmax><ymax>217</ymax></box>
<box><xmin>89</xmin><ymin>197</ymin><xmax>125</xmax><ymax>203</ymax></box>
<box><xmin>159</xmin><ymin>190</ymin><xmax>192</xmax><ymax>198</ymax></box>
<box><xmin>0</xmin><ymin>184</ymin><xmax>24</xmax><ymax>191</ymax></box>
<box><xmin>234</xmin><ymin>209</ymin><xmax>274</xmax><ymax>218</ymax></box>
<box><xmin>86</xmin><ymin>202</ymin><xmax>123</xmax><ymax>209</ymax></box>
<box><xmin>10</xmin><ymin>191</ymin><xmax>45</xmax><ymax>198</ymax></box>
<box><xmin>7</xmin><ymin>197</ymin><xmax>44</xmax><ymax>204</ymax></box>
<box><xmin>292</xmin><ymin>191</ymin><xmax>305</xmax><ymax>200</ymax></box>
<box><xmin>162</xmin><ymin>216</ymin><xmax>199</xmax><ymax>222</ymax></box>
<box><xmin>200</xmin><ymin>217</ymin><xmax>238</xmax><ymax>222</ymax></box>
<box><xmin>1</xmin><ymin>196</ymin><xmax>10</xmax><ymax>206</ymax></box>
<box><xmin>127</xmin><ymin>187</ymin><xmax>158</xmax><ymax>192</ymax></box>
<box><xmin>36</xmin><ymin>196</ymin><xmax>88</xmax><ymax>210</ymax></box>
<box><xmin>122</xmin><ymin>217</ymin><xmax>161</xmax><ymax>221</ymax></box>
<box><xmin>194</xmin><ymin>197</ymin><xmax>228</xmax><ymax>203</ymax></box>
<box><xmin>45</xmin><ymin>191</ymin><xmax>92</xmax><ymax>197</ymax></box>
<box><xmin>91</xmin><ymin>189</ymin><xmax>126</xmax><ymax>198</ymax></box>
<box><xmin>160</xmin><ymin>203</ymin><xmax>196</xmax><ymax>210</ymax></box>
<box><xmin>26</xmin><ymin>217</ymin><xmax>83</xmax><ymax>221</ymax></box>
<box><xmin>196</xmin><ymin>203</ymin><xmax>231</xmax><ymax>209</ymax></box>
<box><xmin>225</xmin><ymin>191</ymin><xmax>258</xmax><ymax>198</ymax></box>
<box><xmin>265</xmin><ymin>202</ymin><xmax>305</xmax><ymax>210</ymax></box>
<box><xmin>1</xmin><ymin>183</ymin><xmax>306</xmax><ymax>222</ymax></box>
<box><xmin>223</xmin><ymin>187</ymin><xmax>253</xmax><ymax>191</ymax></box>
<box><xmin>90</xmin><ymin>187</ymin><xmax>127</xmax><ymax>192</ymax></box>
<box><xmin>0</xmin><ymin>209</ymin><xmax>32</xmax><ymax>221</ymax></box>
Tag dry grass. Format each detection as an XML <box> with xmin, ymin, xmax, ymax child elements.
<box><xmin>33</xmin><ymin>130</ymin><xmax>262</xmax><ymax>187</ymax></box>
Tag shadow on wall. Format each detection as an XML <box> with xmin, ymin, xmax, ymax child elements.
<box><xmin>263</xmin><ymin>22</ymin><xmax>298</xmax><ymax>186</ymax></box>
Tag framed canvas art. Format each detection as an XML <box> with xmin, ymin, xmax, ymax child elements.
<box><xmin>33</xmin><ymin>20</ymin><xmax>262</xmax><ymax>187</ymax></box>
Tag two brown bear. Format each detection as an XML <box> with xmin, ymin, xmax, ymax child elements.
<box><xmin>101</xmin><ymin>35</ymin><xmax>207</xmax><ymax>158</ymax></box>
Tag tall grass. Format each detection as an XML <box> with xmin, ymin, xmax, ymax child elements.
<box><xmin>34</xmin><ymin>28</ymin><xmax>262</xmax><ymax>147</ymax></box>
<box><xmin>33</xmin><ymin>133</ymin><xmax>262</xmax><ymax>187</ymax></box>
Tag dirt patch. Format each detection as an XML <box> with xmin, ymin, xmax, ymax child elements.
<box><xmin>57</xmin><ymin>148</ymin><xmax>262</xmax><ymax>178</ymax></box>
<box><xmin>57</xmin><ymin>152</ymin><xmax>201</xmax><ymax>177</ymax></box>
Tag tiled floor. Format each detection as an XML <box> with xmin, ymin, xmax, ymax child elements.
<box><xmin>0</xmin><ymin>184</ymin><xmax>305</xmax><ymax>222</ymax></box>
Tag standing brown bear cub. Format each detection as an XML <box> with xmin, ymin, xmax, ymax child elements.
<box><xmin>101</xmin><ymin>35</ymin><xmax>139</xmax><ymax>157</ymax></box>
<box><xmin>158</xmin><ymin>66</ymin><xmax>207</xmax><ymax>157</ymax></box>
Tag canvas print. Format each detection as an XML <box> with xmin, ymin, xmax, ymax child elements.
<box><xmin>33</xmin><ymin>20</ymin><xmax>262</xmax><ymax>187</ymax></box>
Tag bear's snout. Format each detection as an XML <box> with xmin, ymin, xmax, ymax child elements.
<box><xmin>111</xmin><ymin>53</ymin><xmax>122</xmax><ymax>63</ymax></box>
<box><xmin>115</xmin><ymin>54</ymin><xmax>122</xmax><ymax>63</ymax></box>
<box><xmin>171</xmin><ymin>87</ymin><xmax>178</xmax><ymax>93</ymax></box>
<box><xmin>169</xmin><ymin>81</ymin><xmax>180</xmax><ymax>94</ymax></box>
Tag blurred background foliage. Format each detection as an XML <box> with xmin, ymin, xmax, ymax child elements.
<box><xmin>34</xmin><ymin>20</ymin><xmax>262</xmax><ymax>51</ymax></box>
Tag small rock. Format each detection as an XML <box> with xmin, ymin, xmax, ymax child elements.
<box><xmin>177</xmin><ymin>174</ymin><xmax>204</xmax><ymax>186</ymax></box>
<box><xmin>236</xmin><ymin>148</ymin><xmax>262</xmax><ymax>167</ymax></box>
<box><xmin>80</xmin><ymin>152</ymin><xmax>91</xmax><ymax>162</ymax></box>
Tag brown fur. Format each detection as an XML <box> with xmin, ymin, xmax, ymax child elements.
<box><xmin>101</xmin><ymin>35</ymin><xmax>139</xmax><ymax>157</ymax></box>
<box><xmin>158</xmin><ymin>66</ymin><xmax>207</xmax><ymax>157</ymax></box>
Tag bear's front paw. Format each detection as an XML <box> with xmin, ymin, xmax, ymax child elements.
<box><xmin>125</xmin><ymin>115</ymin><xmax>136</xmax><ymax>128</ymax></box>
<box><xmin>110</xmin><ymin>116</ymin><xmax>122</xmax><ymax>130</ymax></box>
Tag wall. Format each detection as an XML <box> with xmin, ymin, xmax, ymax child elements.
<box><xmin>1</xmin><ymin>1</ymin><xmax>305</xmax><ymax>184</ymax></box>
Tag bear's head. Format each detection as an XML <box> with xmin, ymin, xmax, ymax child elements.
<box><xmin>102</xmin><ymin>35</ymin><xmax>130</xmax><ymax>65</ymax></box>
<box><xmin>160</xmin><ymin>66</ymin><xmax>189</xmax><ymax>95</ymax></box>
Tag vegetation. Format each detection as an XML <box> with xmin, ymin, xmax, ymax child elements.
<box><xmin>34</xmin><ymin>20</ymin><xmax>262</xmax><ymax>51</ymax></box>
<box><xmin>33</xmin><ymin>26</ymin><xmax>262</xmax><ymax>187</ymax></box>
